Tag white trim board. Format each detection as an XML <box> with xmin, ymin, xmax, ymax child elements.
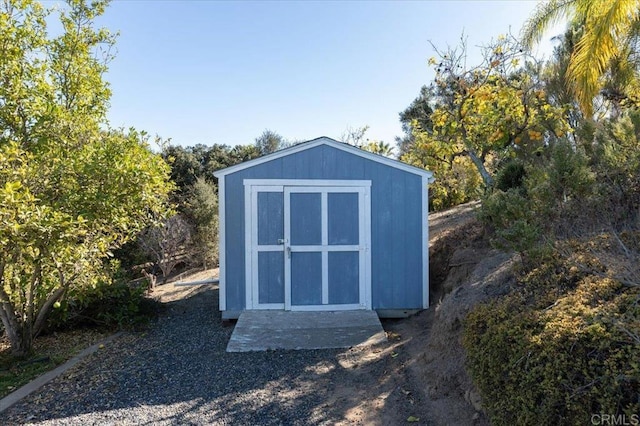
<box><xmin>422</xmin><ymin>176</ymin><xmax>430</xmax><ymax>309</ymax></box>
<box><xmin>213</xmin><ymin>137</ymin><xmax>434</xmax><ymax>182</ymax></box>
<box><xmin>243</xmin><ymin>179</ymin><xmax>371</xmax><ymax>188</ymax></box>
<box><xmin>218</xmin><ymin>175</ymin><xmax>226</xmax><ymax>311</ymax></box>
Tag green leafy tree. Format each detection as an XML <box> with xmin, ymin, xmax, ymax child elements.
<box><xmin>0</xmin><ymin>0</ymin><xmax>172</xmax><ymax>356</ymax></box>
<box><xmin>157</xmin><ymin>143</ymin><xmax>258</xmax><ymax>271</ymax></box>
<box><xmin>396</xmin><ymin>86</ymin><xmax>434</xmax><ymax>155</ymax></box>
<box><xmin>183</xmin><ymin>177</ymin><xmax>218</xmax><ymax>269</ymax></box>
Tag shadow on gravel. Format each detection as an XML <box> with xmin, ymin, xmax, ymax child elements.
<box><xmin>4</xmin><ymin>286</ymin><xmax>414</xmax><ymax>425</ymax></box>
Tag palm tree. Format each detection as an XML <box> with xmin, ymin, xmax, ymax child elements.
<box><xmin>522</xmin><ymin>0</ymin><xmax>640</xmax><ymax>115</ymax></box>
<box><xmin>362</xmin><ymin>140</ymin><xmax>394</xmax><ymax>157</ymax></box>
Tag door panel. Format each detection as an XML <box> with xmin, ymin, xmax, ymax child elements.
<box><xmin>257</xmin><ymin>192</ymin><xmax>283</xmax><ymax>245</ymax></box>
<box><xmin>257</xmin><ymin>251</ymin><xmax>284</xmax><ymax>304</ymax></box>
<box><xmin>290</xmin><ymin>252</ymin><xmax>323</xmax><ymax>305</ymax></box>
<box><xmin>328</xmin><ymin>192</ymin><xmax>359</xmax><ymax>245</ymax></box>
<box><xmin>328</xmin><ymin>251</ymin><xmax>359</xmax><ymax>304</ymax></box>
<box><xmin>285</xmin><ymin>186</ymin><xmax>368</xmax><ymax>311</ymax></box>
<box><xmin>250</xmin><ymin>186</ymin><xmax>286</xmax><ymax>309</ymax></box>
<box><xmin>289</xmin><ymin>192</ymin><xmax>322</xmax><ymax>245</ymax></box>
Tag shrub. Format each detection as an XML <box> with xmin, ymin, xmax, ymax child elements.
<box><xmin>479</xmin><ymin>188</ymin><xmax>541</xmax><ymax>259</ymax></box>
<box><xmin>45</xmin><ymin>272</ymin><xmax>160</xmax><ymax>333</ymax></box>
<box><xmin>495</xmin><ymin>160</ymin><xmax>526</xmax><ymax>192</ymax></box>
<box><xmin>463</xmin><ymin>245</ymin><xmax>640</xmax><ymax>425</ymax></box>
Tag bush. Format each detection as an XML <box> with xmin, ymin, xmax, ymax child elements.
<box><xmin>479</xmin><ymin>188</ymin><xmax>541</xmax><ymax>257</ymax></box>
<box><xmin>495</xmin><ymin>160</ymin><xmax>526</xmax><ymax>192</ymax></box>
<box><xmin>45</xmin><ymin>278</ymin><xmax>160</xmax><ymax>333</ymax></box>
<box><xmin>463</xmin><ymin>245</ymin><xmax>640</xmax><ymax>425</ymax></box>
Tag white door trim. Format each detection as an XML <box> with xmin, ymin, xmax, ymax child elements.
<box><xmin>284</xmin><ymin>185</ymin><xmax>370</xmax><ymax>311</ymax></box>
<box><xmin>246</xmin><ymin>184</ymin><xmax>285</xmax><ymax>310</ymax></box>
<box><xmin>244</xmin><ymin>179</ymin><xmax>371</xmax><ymax>311</ymax></box>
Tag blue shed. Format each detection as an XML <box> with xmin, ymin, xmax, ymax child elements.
<box><xmin>213</xmin><ymin>137</ymin><xmax>434</xmax><ymax>319</ymax></box>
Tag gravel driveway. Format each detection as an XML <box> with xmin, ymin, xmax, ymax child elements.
<box><xmin>3</xmin><ymin>284</ymin><xmax>419</xmax><ymax>425</ymax></box>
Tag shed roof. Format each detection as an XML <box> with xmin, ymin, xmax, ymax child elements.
<box><xmin>213</xmin><ymin>136</ymin><xmax>434</xmax><ymax>181</ymax></box>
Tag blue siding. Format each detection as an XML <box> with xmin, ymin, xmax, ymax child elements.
<box><xmin>223</xmin><ymin>144</ymin><xmax>425</xmax><ymax>311</ymax></box>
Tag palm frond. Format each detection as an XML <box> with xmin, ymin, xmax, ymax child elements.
<box><xmin>521</xmin><ymin>0</ymin><xmax>578</xmax><ymax>49</ymax></box>
<box><xmin>567</xmin><ymin>0</ymin><xmax>640</xmax><ymax>114</ymax></box>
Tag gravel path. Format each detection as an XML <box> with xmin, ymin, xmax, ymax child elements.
<box><xmin>2</xmin><ymin>285</ymin><xmax>416</xmax><ymax>425</ymax></box>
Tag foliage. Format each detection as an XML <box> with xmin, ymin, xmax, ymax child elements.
<box><xmin>402</xmin><ymin>34</ymin><xmax>569</xmax><ymax>201</ymax></box>
<box><xmin>396</xmin><ymin>86</ymin><xmax>434</xmax><ymax>155</ymax></box>
<box><xmin>480</xmin><ymin>139</ymin><xmax>596</xmax><ymax>255</ymax></box>
<box><xmin>464</xmin><ymin>246</ymin><xmax>640</xmax><ymax>425</ymax></box>
<box><xmin>0</xmin><ymin>0</ymin><xmax>172</xmax><ymax>356</ymax></box>
<box><xmin>161</xmin><ymin>143</ymin><xmax>260</xmax><ymax>194</ymax></box>
<box><xmin>153</xmin><ymin>143</ymin><xmax>257</xmax><ymax>272</ymax></box>
<box><xmin>255</xmin><ymin>129</ymin><xmax>287</xmax><ymax>155</ymax></box>
<box><xmin>46</xmin><ymin>270</ymin><xmax>159</xmax><ymax>331</ymax></box>
<box><xmin>522</xmin><ymin>0</ymin><xmax>640</xmax><ymax>115</ymax></box>
<box><xmin>402</xmin><ymin>135</ymin><xmax>482</xmax><ymax>210</ymax></box>
<box><xmin>182</xmin><ymin>177</ymin><xmax>218</xmax><ymax>269</ymax></box>
<box><xmin>495</xmin><ymin>160</ymin><xmax>526</xmax><ymax>192</ymax></box>
<box><xmin>361</xmin><ymin>140</ymin><xmax>394</xmax><ymax>157</ymax></box>
<box><xmin>472</xmin><ymin>108</ymin><xmax>640</xmax><ymax>423</ymax></box>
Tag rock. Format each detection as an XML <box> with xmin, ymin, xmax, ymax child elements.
<box><xmin>465</xmin><ymin>389</ymin><xmax>483</xmax><ymax>411</ymax></box>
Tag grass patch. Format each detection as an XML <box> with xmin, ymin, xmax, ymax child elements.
<box><xmin>0</xmin><ymin>328</ymin><xmax>111</xmax><ymax>399</ymax></box>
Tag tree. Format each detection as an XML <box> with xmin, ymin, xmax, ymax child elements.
<box><xmin>155</xmin><ymin>143</ymin><xmax>259</xmax><ymax>272</ymax></box>
<box><xmin>362</xmin><ymin>140</ymin><xmax>394</xmax><ymax>157</ymax></box>
<box><xmin>396</xmin><ymin>86</ymin><xmax>434</xmax><ymax>155</ymax></box>
<box><xmin>340</xmin><ymin>125</ymin><xmax>370</xmax><ymax>147</ymax></box>
<box><xmin>139</xmin><ymin>214</ymin><xmax>192</xmax><ymax>284</ymax></box>
<box><xmin>414</xmin><ymin>35</ymin><xmax>569</xmax><ymax>188</ymax></box>
<box><xmin>183</xmin><ymin>177</ymin><xmax>218</xmax><ymax>269</ymax></box>
<box><xmin>0</xmin><ymin>0</ymin><xmax>172</xmax><ymax>356</ymax></box>
<box><xmin>522</xmin><ymin>0</ymin><xmax>640</xmax><ymax>115</ymax></box>
<box><xmin>255</xmin><ymin>129</ymin><xmax>286</xmax><ymax>155</ymax></box>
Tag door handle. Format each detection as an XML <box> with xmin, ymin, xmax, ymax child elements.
<box><xmin>286</xmin><ymin>246</ymin><xmax>291</xmax><ymax>259</ymax></box>
<box><xmin>277</xmin><ymin>238</ymin><xmax>287</xmax><ymax>245</ymax></box>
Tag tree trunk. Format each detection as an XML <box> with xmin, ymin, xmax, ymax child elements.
<box><xmin>466</xmin><ymin>148</ymin><xmax>494</xmax><ymax>188</ymax></box>
<box><xmin>0</xmin><ymin>301</ymin><xmax>30</xmax><ymax>357</ymax></box>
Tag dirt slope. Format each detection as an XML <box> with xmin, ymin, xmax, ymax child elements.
<box><xmin>376</xmin><ymin>201</ymin><xmax>517</xmax><ymax>425</ymax></box>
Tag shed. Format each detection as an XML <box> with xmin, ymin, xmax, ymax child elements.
<box><xmin>213</xmin><ymin>137</ymin><xmax>434</xmax><ymax>319</ymax></box>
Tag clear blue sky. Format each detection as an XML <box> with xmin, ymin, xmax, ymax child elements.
<box><xmin>90</xmin><ymin>0</ymin><xmax>562</xmax><ymax>149</ymax></box>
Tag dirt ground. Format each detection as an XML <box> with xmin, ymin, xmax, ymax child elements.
<box><xmin>156</xmin><ymin>201</ymin><xmax>514</xmax><ymax>425</ymax></box>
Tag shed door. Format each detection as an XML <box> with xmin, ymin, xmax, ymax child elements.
<box><xmin>248</xmin><ymin>183</ymin><xmax>370</xmax><ymax>311</ymax></box>
<box><xmin>285</xmin><ymin>186</ymin><xmax>369</xmax><ymax>311</ymax></box>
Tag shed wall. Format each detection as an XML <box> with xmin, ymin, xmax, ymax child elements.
<box><xmin>223</xmin><ymin>144</ymin><xmax>425</xmax><ymax>311</ymax></box>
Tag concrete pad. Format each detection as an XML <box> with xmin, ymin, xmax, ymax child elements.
<box><xmin>226</xmin><ymin>310</ymin><xmax>387</xmax><ymax>352</ymax></box>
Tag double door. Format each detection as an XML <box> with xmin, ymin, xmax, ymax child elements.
<box><xmin>246</xmin><ymin>181</ymin><xmax>371</xmax><ymax>311</ymax></box>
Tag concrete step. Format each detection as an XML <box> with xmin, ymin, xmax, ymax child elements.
<box><xmin>226</xmin><ymin>310</ymin><xmax>387</xmax><ymax>352</ymax></box>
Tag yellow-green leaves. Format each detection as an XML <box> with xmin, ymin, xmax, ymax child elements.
<box><xmin>522</xmin><ymin>0</ymin><xmax>640</xmax><ymax>115</ymax></box>
<box><xmin>0</xmin><ymin>0</ymin><xmax>172</xmax><ymax>356</ymax></box>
